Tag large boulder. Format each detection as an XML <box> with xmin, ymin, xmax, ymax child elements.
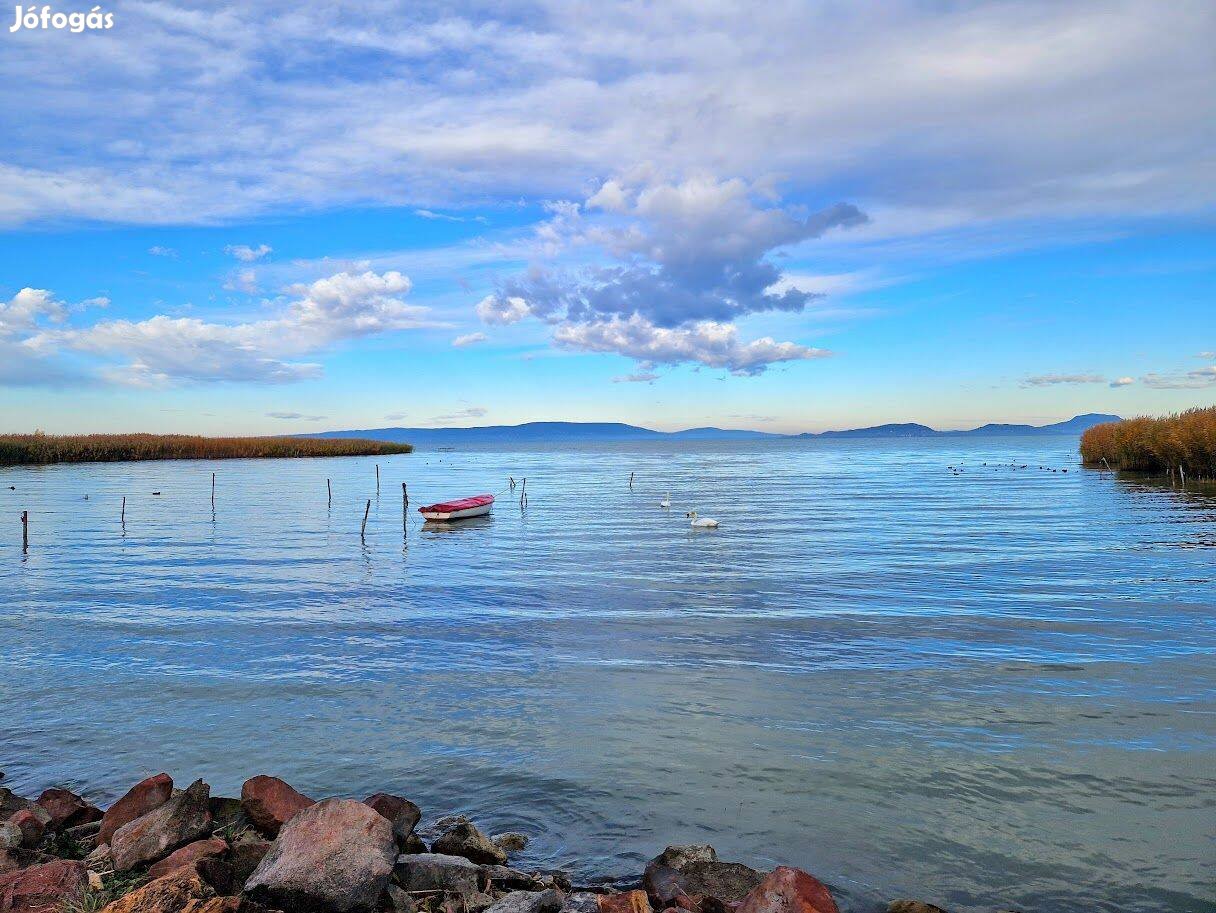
<box><xmin>393</xmin><ymin>853</ymin><xmax>482</xmax><ymax>895</ymax></box>
<box><xmin>736</xmin><ymin>867</ymin><xmax>838</xmax><ymax>913</ymax></box>
<box><xmin>111</xmin><ymin>779</ymin><xmax>213</xmax><ymax>872</ymax></box>
<box><xmin>363</xmin><ymin>794</ymin><xmax>421</xmax><ymax>850</ymax></box>
<box><xmin>0</xmin><ymin>824</ymin><xmax>21</xmax><ymax>852</ymax></box>
<box><xmin>243</xmin><ymin>798</ymin><xmax>395</xmax><ymax>913</ymax></box>
<box><xmin>677</xmin><ymin>861</ymin><xmax>764</xmax><ymax>903</ymax></box>
<box><xmin>35</xmin><ymin>789</ymin><xmax>102</xmax><ymax>831</ymax></box>
<box><xmin>482</xmin><ymin>865</ymin><xmax>544</xmax><ymax>891</ymax></box>
<box><xmin>485</xmin><ymin>889</ymin><xmax>565</xmax><ymax>913</ymax></box>
<box><xmin>0</xmin><ymin>858</ymin><xmax>87</xmax><ymax>913</ymax></box>
<box><xmin>146</xmin><ymin>837</ymin><xmax>229</xmax><ymax>879</ymax></box>
<box><xmin>240</xmin><ymin>776</ymin><xmax>314</xmax><ymax>838</ymax></box>
<box><xmin>598</xmin><ymin>891</ymin><xmax>652</xmax><ymax>913</ymax></box>
<box><xmin>431</xmin><ymin>821</ymin><xmax>507</xmax><ymax>865</ymax></box>
<box><xmin>103</xmin><ymin>866</ymin><xmax>211</xmax><ymax>913</ymax></box>
<box><xmin>0</xmin><ymin>791</ymin><xmax>38</xmax><ymax>823</ymax></box>
<box><xmin>182</xmin><ymin>899</ymin><xmax>271</xmax><ymax>913</ymax></box>
<box><xmin>559</xmin><ymin>894</ymin><xmax>601</xmax><ymax>913</ymax></box>
<box><xmin>100</xmin><ymin>773</ymin><xmax>174</xmax><ymax>845</ymax></box>
<box><xmin>5</xmin><ymin>811</ymin><xmax>43</xmax><ymax>850</ymax></box>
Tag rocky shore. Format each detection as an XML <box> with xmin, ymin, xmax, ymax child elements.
<box><xmin>0</xmin><ymin>771</ymin><xmax>946</xmax><ymax>913</ymax></box>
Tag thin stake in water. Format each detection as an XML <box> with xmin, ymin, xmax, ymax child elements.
<box><xmin>21</xmin><ymin>510</ymin><xmax>28</xmax><ymax>551</ymax></box>
<box><xmin>376</xmin><ymin>463</ymin><xmax>380</xmax><ymax>493</ymax></box>
<box><xmin>327</xmin><ymin>478</ymin><xmax>332</xmax><ymax>506</ymax></box>
<box><xmin>361</xmin><ymin>499</ymin><xmax>371</xmax><ymax>540</ymax></box>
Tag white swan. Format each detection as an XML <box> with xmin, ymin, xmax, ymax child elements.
<box><xmin>659</xmin><ymin>493</ymin><xmax>671</xmax><ymax>508</ymax></box>
<box><xmin>686</xmin><ymin>511</ymin><xmax>719</xmax><ymax>528</ymax></box>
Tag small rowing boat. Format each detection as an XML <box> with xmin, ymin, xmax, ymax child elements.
<box><xmin>418</xmin><ymin>493</ymin><xmax>494</xmax><ymax>521</ymax></box>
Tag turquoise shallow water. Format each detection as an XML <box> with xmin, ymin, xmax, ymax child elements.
<box><xmin>1</xmin><ymin>436</ymin><xmax>1213</xmax><ymax>912</ymax></box>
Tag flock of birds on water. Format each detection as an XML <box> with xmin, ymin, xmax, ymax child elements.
<box><xmin>946</xmin><ymin>461</ymin><xmax>1072</xmax><ymax>477</ymax></box>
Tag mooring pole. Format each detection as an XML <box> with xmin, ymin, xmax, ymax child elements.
<box><xmin>401</xmin><ymin>482</ymin><xmax>408</xmax><ymax>507</ymax></box>
<box><xmin>361</xmin><ymin>499</ymin><xmax>371</xmax><ymax>540</ymax></box>
<box><xmin>121</xmin><ymin>496</ymin><xmax>126</xmax><ymax>525</ymax></box>
<box><xmin>327</xmin><ymin>478</ymin><xmax>332</xmax><ymax>506</ymax></box>
<box><xmin>629</xmin><ymin>471</ymin><xmax>634</xmax><ymax>489</ymax></box>
<box><xmin>376</xmin><ymin>464</ymin><xmax>380</xmax><ymax>494</ymax></box>
<box><xmin>21</xmin><ymin>510</ymin><xmax>28</xmax><ymax>551</ymax></box>
<box><xmin>211</xmin><ymin>472</ymin><xmax>216</xmax><ymax>507</ymax></box>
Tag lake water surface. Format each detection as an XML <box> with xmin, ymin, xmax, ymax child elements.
<box><xmin>1</xmin><ymin>437</ymin><xmax>1213</xmax><ymax>913</ymax></box>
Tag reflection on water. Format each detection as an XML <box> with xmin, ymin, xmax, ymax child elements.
<box><xmin>1</xmin><ymin>437</ymin><xmax>1213</xmax><ymax>913</ymax></box>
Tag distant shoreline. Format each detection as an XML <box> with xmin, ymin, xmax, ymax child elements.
<box><xmin>0</xmin><ymin>433</ymin><xmax>412</xmax><ymax>467</ymax></box>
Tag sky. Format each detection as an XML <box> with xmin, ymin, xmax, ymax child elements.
<box><xmin>1</xmin><ymin>0</ymin><xmax>1213</xmax><ymax>435</ymax></box>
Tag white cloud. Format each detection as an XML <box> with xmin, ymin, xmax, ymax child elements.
<box><xmin>224</xmin><ymin>268</ymin><xmax>259</xmax><ymax>294</ymax></box>
<box><xmin>225</xmin><ymin>244</ymin><xmax>273</xmax><ymax>262</ymax></box>
<box><xmin>452</xmin><ymin>332</ymin><xmax>487</xmax><ymax>347</ymax></box>
<box><xmin>554</xmin><ymin>316</ymin><xmax>830</xmax><ymax>376</ymax></box>
<box><xmin>148</xmin><ymin>246</ymin><xmax>177</xmax><ymax>258</ymax></box>
<box><xmin>385</xmin><ymin>412</ymin><xmax>408</xmax><ymax>421</ymax></box>
<box><xmin>415</xmin><ymin>209</ymin><xmax>487</xmax><ymax>224</ymax></box>
<box><xmin>477</xmin><ymin>294</ymin><xmax>531</xmax><ymax>325</ymax></box>
<box><xmin>478</xmin><ymin>174</ymin><xmax>855</xmax><ymax>373</ymax></box>
<box><xmin>1109</xmin><ymin>376</ymin><xmax>1135</xmax><ymax>387</ymax></box>
<box><xmin>0</xmin><ymin>2</ymin><xmax>1210</xmax><ymax>230</ymax></box>
<box><xmin>12</xmin><ymin>269</ymin><xmax>430</xmax><ymax>387</ymax></box>
<box><xmin>1021</xmin><ymin>373</ymin><xmax>1107</xmax><ymax>387</ymax></box>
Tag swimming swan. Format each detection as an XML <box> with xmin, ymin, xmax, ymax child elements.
<box><xmin>660</xmin><ymin>493</ymin><xmax>671</xmax><ymax>508</ymax></box>
<box><xmin>686</xmin><ymin>511</ymin><xmax>719</xmax><ymax>528</ymax></box>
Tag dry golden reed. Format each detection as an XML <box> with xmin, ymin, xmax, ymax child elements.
<box><xmin>1080</xmin><ymin>406</ymin><xmax>1216</xmax><ymax>479</ymax></box>
<box><xmin>0</xmin><ymin>432</ymin><xmax>412</xmax><ymax>466</ymax></box>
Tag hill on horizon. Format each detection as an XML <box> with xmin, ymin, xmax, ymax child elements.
<box><xmin>303</xmin><ymin>414</ymin><xmax>1120</xmax><ymax>447</ymax></box>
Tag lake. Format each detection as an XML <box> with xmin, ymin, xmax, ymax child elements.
<box><xmin>1</xmin><ymin>437</ymin><xmax>1212</xmax><ymax>913</ymax></box>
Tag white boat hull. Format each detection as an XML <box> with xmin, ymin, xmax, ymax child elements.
<box><xmin>420</xmin><ymin>503</ymin><xmax>493</xmax><ymax>521</ymax></box>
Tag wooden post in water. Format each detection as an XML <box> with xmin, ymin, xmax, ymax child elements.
<box><xmin>121</xmin><ymin>496</ymin><xmax>126</xmax><ymax>525</ymax></box>
<box><xmin>376</xmin><ymin>464</ymin><xmax>380</xmax><ymax>494</ymax></box>
<box><xmin>520</xmin><ymin>477</ymin><xmax>528</xmax><ymax>509</ymax></box>
<box><xmin>401</xmin><ymin>482</ymin><xmax>408</xmax><ymax>507</ymax></box>
<box><xmin>629</xmin><ymin>471</ymin><xmax>634</xmax><ymax>489</ymax></box>
<box><xmin>211</xmin><ymin>472</ymin><xmax>216</xmax><ymax>507</ymax></box>
<box><xmin>21</xmin><ymin>510</ymin><xmax>28</xmax><ymax>551</ymax></box>
<box><xmin>361</xmin><ymin>499</ymin><xmax>371</xmax><ymax>540</ymax></box>
<box><xmin>327</xmin><ymin>478</ymin><xmax>332</xmax><ymax>506</ymax></box>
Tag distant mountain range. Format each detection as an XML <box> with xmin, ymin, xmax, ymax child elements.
<box><xmin>303</xmin><ymin>414</ymin><xmax>1120</xmax><ymax>446</ymax></box>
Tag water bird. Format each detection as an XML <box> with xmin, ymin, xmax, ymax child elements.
<box><xmin>686</xmin><ymin>511</ymin><xmax>719</xmax><ymax>528</ymax></box>
<box><xmin>152</xmin><ymin>491</ymin><xmax>161</xmax><ymax>495</ymax></box>
<box><xmin>660</xmin><ymin>493</ymin><xmax>671</xmax><ymax>508</ymax></box>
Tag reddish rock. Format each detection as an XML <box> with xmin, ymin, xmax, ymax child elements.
<box><xmin>182</xmin><ymin>899</ymin><xmax>271</xmax><ymax>913</ymax></box>
<box><xmin>598</xmin><ymin>891</ymin><xmax>653</xmax><ymax>913</ymax></box>
<box><xmin>243</xmin><ymin>798</ymin><xmax>395</xmax><ymax>913</ymax></box>
<box><xmin>240</xmin><ymin>776</ymin><xmax>314</xmax><ymax>838</ymax></box>
<box><xmin>34</xmin><ymin>789</ymin><xmax>102</xmax><ymax>832</ymax></box>
<box><xmin>146</xmin><ymin>837</ymin><xmax>229</xmax><ymax>880</ymax></box>
<box><xmin>887</xmin><ymin>903</ymin><xmax>948</xmax><ymax>913</ymax></box>
<box><xmin>363</xmin><ymin>793</ymin><xmax>421</xmax><ymax>847</ymax></box>
<box><xmin>0</xmin><ymin>858</ymin><xmax>87</xmax><ymax>913</ymax></box>
<box><xmin>102</xmin><ymin>866</ymin><xmax>210</xmax><ymax>913</ymax></box>
<box><xmin>99</xmin><ymin>773</ymin><xmax>174</xmax><ymax>845</ymax></box>
<box><xmin>6</xmin><ymin>811</ymin><xmax>44</xmax><ymax>849</ymax></box>
<box><xmin>111</xmin><ymin>779</ymin><xmax>212</xmax><ymax>872</ymax></box>
<box><xmin>736</xmin><ymin>867</ymin><xmax>838</xmax><ymax>913</ymax></box>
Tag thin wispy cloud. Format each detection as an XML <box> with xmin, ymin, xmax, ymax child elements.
<box><xmin>148</xmin><ymin>246</ymin><xmax>177</xmax><ymax>258</ymax></box>
<box><xmin>267</xmin><ymin>411</ymin><xmax>327</xmax><ymax>421</ymax></box>
<box><xmin>451</xmin><ymin>332</ymin><xmax>487</xmax><ymax>347</ymax></box>
<box><xmin>1022</xmin><ymin>373</ymin><xmax>1107</xmax><ymax>387</ymax></box>
<box><xmin>430</xmin><ymin>406</ymin><xmax>487</xmax><ymax>423</ymax></box>
<box><xmin>225</xmin><ymin>244</ymin><xmax>273</xmax><ymax>262</ymax></box>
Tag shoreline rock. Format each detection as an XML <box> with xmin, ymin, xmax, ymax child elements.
<box><xmin>0</xmin><ymin>769</ymin><xmax>961</xmax><ymax>913</ymax></box>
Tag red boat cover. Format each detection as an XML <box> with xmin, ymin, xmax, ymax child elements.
<box><xmin>418</xmin><ymin>493</ymin><xmax>495</xmax><ymax>514</ymax></box>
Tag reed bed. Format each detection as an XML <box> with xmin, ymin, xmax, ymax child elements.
<box><xmin>1080</xmin><ymin>406</ymin><xmax>1216</xmax><ymax>480</ymax></box>
<box><xmin>0</xmin><ymin>432</ymin><xmax>412</xmax><ymax>466</ymax></box>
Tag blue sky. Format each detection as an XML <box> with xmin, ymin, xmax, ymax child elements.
<box><xmin>1</xmin><ymin>1</ymin><xmax>1213</xmax><ymax>434</ymax></box>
